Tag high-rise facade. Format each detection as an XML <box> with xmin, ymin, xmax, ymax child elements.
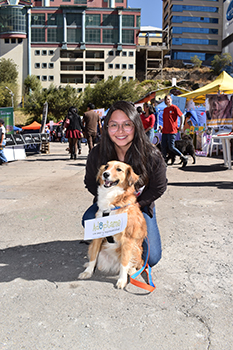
<box><xmin>162</xmin><ymin>0</ymin><xmax>223</xmax><ymax>63</ymax></box>
<box><xmin>0</xmin><ymin>0</ymin><xmax>141</xmax><ymax>100</ymax></box>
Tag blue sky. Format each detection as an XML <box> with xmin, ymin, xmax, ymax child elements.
<box><xmin>128</xmin><ymin>0</ymin><xmax>163</xmax><ymax>28</ymax></box>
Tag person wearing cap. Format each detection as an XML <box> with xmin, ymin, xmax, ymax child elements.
<box><xmin>0</xmin><ymin>119</ymin><xmax>8</xmax><ymax>165</ymax></box>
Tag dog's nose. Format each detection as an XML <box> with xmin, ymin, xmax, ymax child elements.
<box><xmin>103</xmin><ymin>172</ymin><xmax>110</xmax><ymax>179</ymax></box>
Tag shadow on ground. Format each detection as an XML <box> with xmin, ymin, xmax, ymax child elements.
<box><xmin>0</xmin><ymin>240</ymin><xmax>117</xmax><ymax>285</ymax></box>
<box><xmin>168</xmin><ymin>180</ymin><xmax>233</xmax><ymax>190</ymax></box>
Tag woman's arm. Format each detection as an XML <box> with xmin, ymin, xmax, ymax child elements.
<box><xmin>137</xmin><ymin>152</ymin><xmax>167</xmax><ymax>208</ymax></box>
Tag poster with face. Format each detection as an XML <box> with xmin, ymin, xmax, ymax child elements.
<box><xmin>205</xmin><ymin>94</ymin><xmax>233</xmax><ymax>129</ymax></box>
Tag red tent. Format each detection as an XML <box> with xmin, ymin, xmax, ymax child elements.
<box><xmin>22</xmin><ymin>121</ymin><xmax>41</xmax><ymax>130</ymax></box>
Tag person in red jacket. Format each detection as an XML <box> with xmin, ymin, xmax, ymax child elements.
<box><xmin>140</xmin><ymin>103</ymin><xmax>155</xmax><ymax>142</ymax></box>
<box><xmin>161</xmin><ymin>95</ymin><xmax>188</xmax><ymax>167</ymax></box>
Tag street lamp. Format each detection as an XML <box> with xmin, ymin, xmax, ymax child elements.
<box><xmin>5</xmin><ymin>86</ymin><xmax>14</xmax><ymax>108</ymax></box>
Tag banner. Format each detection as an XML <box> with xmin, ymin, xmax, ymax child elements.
<box><xmin>0</xmin><ymin>107</ymin><xmax>14</xmax><ymax>134</ymax></box>
<box><xmin>205</xmin><ymin>94</ymin><xmax>233</xmax><ymax>129</ymax></box>
<box><xmin>84</xmin><ymin>213</ymin><xmax>128</xmax><ymax>240</ymax></box>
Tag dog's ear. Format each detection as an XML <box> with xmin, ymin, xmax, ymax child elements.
<box><xmin>96</xmin><ymin>164</ymin><xmax>105</xmax><ymax>183</ymax></box>
<box><xmin>125</xmin><ymin>166</ymin><xmax>139</xmax><ymax>187</ymax></box>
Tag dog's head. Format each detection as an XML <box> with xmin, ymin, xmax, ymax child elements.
<box><xmin>97</xmin><ymin>161</ymin><xmax>139</xmax><ymax>190</ymax></box>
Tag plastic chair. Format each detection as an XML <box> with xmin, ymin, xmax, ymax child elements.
<box><xmin>209</xmin><ymin>137</ymin><xmax>222</xmax><ymax>156</ymax></box>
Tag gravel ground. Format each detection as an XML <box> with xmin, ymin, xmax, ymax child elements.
<box><xmin>0</xmin><ymin>142</ymin><xmax>232</xmax><ymax>350</ymax></box>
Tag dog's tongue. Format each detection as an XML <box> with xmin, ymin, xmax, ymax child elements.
<box><xmin>104</xmin><ymin>180</ymin><xmax>112</xmax><ymax>187</ymax></box>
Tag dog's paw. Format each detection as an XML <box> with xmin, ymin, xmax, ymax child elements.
<box><xmin>116</xmin><ymin>278</ymin><xmax>127</xmax><ymax>289</ymax></box>
<box><xmin>78</xmin><ymin>270</ymin><xmax>93</xmax><ymax>279</ymax></box>
<box><xmin>128</xmin><ymin>267</ymin><xmax>136</xmax><ymax>275</ymax></box>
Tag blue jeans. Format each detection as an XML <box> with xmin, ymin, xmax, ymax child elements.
<box><xmin>146</xmin><ymin>129</ymin><xmax>154</xmax><ymax>143</ymax></box>
<box><xmin>0</xmin><ymin>140</ymin><xmax>7</xmax><ymax>163</ymax></box>
<box><xmin>161</xmin><ymin>133</ymin><xmax>182</xmax><ymax>160</ymax></box>
<box><xmin>82</xmin><ymin>203</ymin><xmax>162</xmax><ymax>267</ymax></box>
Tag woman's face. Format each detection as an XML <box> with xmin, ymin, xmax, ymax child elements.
<box><xmin>208</xmin><ymin>95</ymin><xmax>229</xmax><ymax>119</ymax></box>
<box><xmin>107</xmin><ymin>110</ymin><xmax>135</xmax><ymax>152</ymax></box>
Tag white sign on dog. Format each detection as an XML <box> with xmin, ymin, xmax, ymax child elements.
<box><xmin>84</xmin><ymin>213</ymin><xmax>128</xmax><ymax>240</ymax></box>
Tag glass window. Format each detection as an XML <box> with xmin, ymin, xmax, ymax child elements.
<box><xmin>11</xmin><ymin>38</ymin><xmax>16</xmax><ymax>44</ymax></box>
<box><xmin>47</xmin><ymin>13</ymin><xmax>63</xmax><ymax>26</ymax></box>
<box><xmin>103</xmin><ymin>29</ymin><xmax>118</xmax><ymax>43</ymax></box>
<box><xmin>49</xmin><ymin>63</ymin><xmax>54</xmax><ymax>68</ymax></box>
<box><xmin>31</xmin><ymin>28</ymin><xmax>45</xmax><ymax>42</ymax></box>
<box><xmin>172</xmin><ymin>5</ymin><xmax>219</xmax><ymax>13</ymax></box>
<box><xmin>35</xmin><ymin>63</ymin><xmax>40</xmax><ymax>68</ymax></box>
<box><xmin>31</xmin><ymin>13</ymin><xmax>45</xmax><ymax>25</ymax></box>
<box><xmin>136</xmin><ymin>15</ymin><xmax>140</xmax><ymax>28</ymax></box>
<box><xmin>74</xmin><ymin>0</ymin><xmax>87</xmax><ymax>4</ymax></box>
<box><xmin>102</xmin><ymin>14</ymin><xmax>118</xmax><ymax>27</ymax></box>
<box><xmin>115</xmin><ymin>64</ymin><xmax>120</xmax><ymax>69</ymax></box>
<box><xmin>42</xmin><ymin>63</ymin><xmax>47</xmax><ymax>68</ymax></box>
<box><xmin>86</xmin><ymin>29</ymin><xmax>100</xmax><ymax>43</ymax></box>
<box><xmin>77</xmin><ymin>88</ymin><xmax>82</xmax><ymax>93</ymax></box>
<box><xmin>37</xmin><ymin>76</ymin><xmax>40</xmax><ymax>80</ymax></box>
<box><xmin>108</xmin><ymin>64</ymin><xmax>113</xmax><ymax>69</ymax></box>
<box><xmin>172</xmin><ymin>16</ymin><xmax>218</xmax><ymax>24</ymax></box>
<box><xmin>172</xmin><ymin>38</ymin><xmax>218</xmax><ymax>45</ymax></box>
<box><xmin>49</xmin><ymin>76</ymin><xmax>54</xmax><ymax>81</ymax></box>
<box><xmin>173</xmin><ymin>27</ymin><xmax>218</xmax><ymax>34</ymax></box>
<box><xmin>0</xmin><ymin>7</ymin><xmax>26</xmax><ymax>34</ymax></box>
<box><xmin>116</xmin><ymin>0</ymin><xmax>123</xmax><ymax>2</ymax></box>
<box><xmin>122</xmin><ymin>64</ymin><xmax>127</xmax><ymax>69</ymax></box>
<box><xmin>86</xmin><ymin>14</ymin><xmax>101</xmax><ymax>26</ymax></box>
<box><xmin>61</xmin><ymin>62</ymin><xmax>83</xmax><ymax>70</ymax></box>
<box><xmin>129</xmin><ymin>77</ymin><xmax>133</xmax><ymax>81</ymax></box>
<box><xmin>67</xmin><ymin>14</ymin><xmax>82</xmax><ymax>26</ymax></box>
<box><xmin>35</xmin><ymin>50</ymin><xmax>40</xmax><ymax>55</ymax></box>
<box><xmin>42</xmin><ymin>50</ymin><xmax>47</xmax><ymax>55</ymax></box>
<box><xmin>60</xmin><ymin>74</ymin><xmax>83</xmax><ymax>83</ymax></box>
<box><xmin>47</xmin><ymin>28</ymin><xmax>63</xmax><ymax>42</ymax></box>
<box><xmin>85</xmin><ymin>74</ymin><xmax>104</xmax><ymax>83</ymax></box>
<box><xmin>128</xmin><ymin>64</ymin><xmax>134</xmax><ymax>69</ymax></box>
<box><xmin>109</xmin><ymin>51</ymin><xmax>114</xmax><ymax>56</ymax></box>
<box><xmin>60</xmin><ymin>50</ymin><xmax>83</xmax><ymax>58</ymax></box>
<box><xmin>122</xmin><ymin>76</ymin><xmax>127</xmax><ymax>81</ymax></box>
<box><xmin>86</xmin><ymin>51</ymin><xmax>104</xmax><ymax>58</ymax></box>
<box><xmin>4</xmin><ymin>39</ymin><xmax>10</xmax><ymax>44</ymax></box>
<box><xmin>122</xmin><ymin>51</ymin><xmax>127</xmax><ymax>56</ymax></box>
<box><xmin>42</xmin><ymin>76</ymin><xmax>47</xmax><ymax>81</ymax></box>
<box><xmin>129</xmin><ymin>51</ymin><xmax>134</xmax><ymax>56</ymax></box>
<box><xmin>18</xmin><ymin>38</ymin><xmax>23</xmax><ymax>43</ymax></box>
<box><xmin>122</xmin><ymin>30</ymin><xmax>134</xmax><ymax>44</ymax></box>
<box><xmin>49</xmin><ymin>50</ymin><xmax>54</xmax><ymax>55</ymax></box>
<box><xmin>122</xmin><ymin>15</ymin><xmax>134</xmax><ymax>27</ymax></box>
<box><xmin>67</xmin><ymin>28</ymin><xmax>82</xmax><ymax>42</ymax></box>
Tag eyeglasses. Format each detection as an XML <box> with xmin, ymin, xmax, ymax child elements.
<box><xmin>107</xmin><ymin>121</ymin><xmax>134</xmax><ymax>133</ymax></box>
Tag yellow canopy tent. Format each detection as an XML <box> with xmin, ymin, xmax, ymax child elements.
<box><xmin>179</xmin><ymin>71</ymin><xmax>233</xmax><ymax>103</ymax></box>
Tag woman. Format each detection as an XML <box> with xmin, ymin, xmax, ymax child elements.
<box><xmin>140</xmin><ymin>103</ymin><xmax>155</xmax><ymax>143</ymax></box>
<box><xmin>65</xmin><ymin>107</ymin><xmax>84</xmax><ymax>159</ymax></box>
<box><xmin>83</xmin><ymin>101</ymin><xmax>167</xmax><ymax>267</ymax></box>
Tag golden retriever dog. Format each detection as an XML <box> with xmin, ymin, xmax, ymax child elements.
<box><xmin>79</xmin><ymin>161</ymin><xmax>147</xmax><ymax>289</ymax></box>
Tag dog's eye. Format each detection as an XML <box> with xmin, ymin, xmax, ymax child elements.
<box><xmin>116</xmin><ymin>168</ymin><xmax>122</xmax><ymax>172</ymax></box>
<box><xmin>104</xmin><ymin>165</ymin><xmax>108</xmax><ymax>170</ymax></box>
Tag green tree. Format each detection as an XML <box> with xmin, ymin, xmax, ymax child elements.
<box><xmin>191</xmin><ymin>55</ymin><xmax>202</xmax><ymax>68</ymax></box>
<box><xmin>211</xmin><ymin>53</ymin><xmax>232</xmax><ymax>75</ymax></box>
<box><xmin>24</xmin><ymin>75</ymin><xmax>42</xmax><ymax>94</ymax></box>
<box><xmin>24</xmin><ymin>84</ymin><xmax>80</xmax><ymax>122</ymax></box>
<box><xmin>0</xmin><ymin>58</ymin><xmax>18</xmax><ymax>107</ymax></box>
<box><xmin>0</xmin><ymin>58</ymin><xmax>18</xmax><ymax>84</ymax></box>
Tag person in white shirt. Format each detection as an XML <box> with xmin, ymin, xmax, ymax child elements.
<box><xmin>0</xmin><ymin>119</ymin><xmax>8</xmax><ymax>165</ymax></box>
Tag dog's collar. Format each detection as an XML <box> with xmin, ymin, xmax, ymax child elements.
<box><xmin>102</xmin><ymin>204</ymin><xmax>130</xmax><ymax>216</ymax></box>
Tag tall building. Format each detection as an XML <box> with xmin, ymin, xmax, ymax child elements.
<box><xmin>162</xmin><ymin>0</ymin><xmax>223</xmax><ymax>64</ymax></box>
<box><xmin>222</xmin><ymin>0</ymin><xmax>233</xmax><ymax>57</ymax></box>
<box><xmin>0</xmin><ymin>0</ymin><xmax>141</xmax><ymax>101</ymax></box>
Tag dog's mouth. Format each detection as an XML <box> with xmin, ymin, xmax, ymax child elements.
<box><xmin>103</xmin><ymin>179</ymin><xmax>119</xmax><ymax>188</ymax></box>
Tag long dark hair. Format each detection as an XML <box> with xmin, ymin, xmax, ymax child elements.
<box><xmin>99</xmin><ymin>101</ymin><xmax>163</xmax><ymax>188</ymax></box>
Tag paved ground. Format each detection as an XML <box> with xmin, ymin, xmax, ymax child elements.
<box><xmin>0</xmin><ymin>142</ymin><xmax>232</xmax><ymax>350</ymax></box>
